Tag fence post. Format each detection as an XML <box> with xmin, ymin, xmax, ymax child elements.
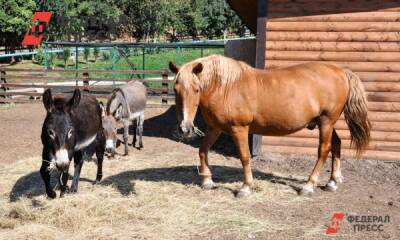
<box><xmin>112</xmin><ymin>46</ymin><xmax>117</xmax><ymax>88</ymax></box>
<box><xmin>142</xmin><ymin>46</ymin><xmax>145</xmax><ymax>79</ymax></box>
<box><xmin>176</xmin><ymin>47</ymin><xmax>182</xmax><ymax>64</ymax></box>
<box><xmin>75</xmin><ymin>46</ymin><xmax>79</xmax><ymax>79</ymax></box>
<box><xmin>201</xmin><ymin>48</ymin><xmax>204</xmax><ymax>57</ymax></box>
<box><xmin>82</xmin><ymin>67</ymin><xmax>89</xmax><ymax>92</ymax></box>
<box><xmin>44</xmin><ymin>43</ymin><xmax>49</xmax><ymax>70</ymax></box>
<box><xmin>0</xmin><ymin>69</ymin><xmax>7</xmax><ymax>98</ymax></box>
<box><xmin>161</xmin><ymin>70</ymin><xmax>169</xmax><ymax>105</ymax></box>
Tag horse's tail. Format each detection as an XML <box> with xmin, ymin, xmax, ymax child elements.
<box><xmin>343</xmin><ymin>69</ymin><xmax>371</xmax><ymax>158</ymax></box>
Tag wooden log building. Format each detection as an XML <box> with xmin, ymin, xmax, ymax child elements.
<box><xmin>227</xmin><ymin>0</ymin><xmax>400</xmax><ymax>161</ymax></box>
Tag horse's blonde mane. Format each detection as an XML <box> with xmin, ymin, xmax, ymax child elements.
<box><xmin>178</xmin><ymin>55</ymin><xmax>250</xmax><ymax>90</ymax></box>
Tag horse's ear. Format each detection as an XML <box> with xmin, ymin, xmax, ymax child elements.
<box><xmin>67</xmin><ymin>88</ymin><xmax>81</xmax><ymax>111</ymax></box>
<box><xmin>113</xmin><ymin>103</ymin><xmax>123</xmax><ymax>120</ymax></box>
<box><xmin>192</xmin><ymin>62</ymin><xmax>203</xmax><ymax>75</ymax></box>
<box><xmin>43</xmin><ymin>88</ymin><xmax>54</xmax><ymax>112</ymax></box>
<box><xmin>99</xmin><ymin>101</ymin><xmax>106</xmax><ymax>118</ymax></box>
<box><xmin>169</xmin><ymin>61</ymin><xmax>179</xmax><ymax>74</ymax></box>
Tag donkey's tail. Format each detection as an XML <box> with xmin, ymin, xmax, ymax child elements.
<box><xmin>343</xmin><ymin>69</ymin><xmax>371</xmax><ymax>158</ymax></box>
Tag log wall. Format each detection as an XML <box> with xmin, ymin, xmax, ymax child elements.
<box><xmin>263</xmin><ymin>0</ymin><xmax>400</xmax><ymax>160</ymax></box>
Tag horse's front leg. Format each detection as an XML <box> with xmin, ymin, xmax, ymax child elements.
<box><xmin>199</xmin><ymin>127</ymin><xmax>221</xmax><ymax>189</ymax></box>
<box><xmin>231</xmin><ymin>126</ymin><xmax>253</xmax><ymax>197</ymax></box>
<box><xmin>123</xmin><ymin>120</ymin><xmax>130</xmax><ymax>156</ymax></box>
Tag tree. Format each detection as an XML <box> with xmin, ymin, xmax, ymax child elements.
<box><xmin>83</xmin><ymin>47</ymin><xmax>90</xmax><ymax>62</ymax></box>
<box><xmin>0</xmin><ymin>0</ymin><xmax>36</xmax><ymax>53</ymax></box>
<box><xmin>35</xmin><ymin>0</ymin><xmax>122</xmax><ymax>41</ymax></box>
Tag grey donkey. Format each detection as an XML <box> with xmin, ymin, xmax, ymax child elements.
<box><xmin>100</xmin><ymin>81</ymin><xmax>147</xmax><ymax>156</ymax></box>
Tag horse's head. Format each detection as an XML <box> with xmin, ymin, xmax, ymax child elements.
<box><xmin>99</xmin><ymin>102</ymin><xmax>122</xmax><ymax>157</ymax></box>
<box><xmin>169</xmin><ymin>61</ymin><xmax>204</xmax><ymax>140</ymax></box>
<box><xmin>41</xmin><ymin>89</ymin><xmax>81</xmax><ymax>171</ymax></box>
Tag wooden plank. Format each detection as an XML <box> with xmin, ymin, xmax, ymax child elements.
<box><xmin>363</xmin><ymin>82</ymin><xmax>400</xmax><ymax>92</ymax></box>
<box><xmin>4</xmin><ymin>75</ymin><xmax>171</xmax><ymax>83</ymax></box>
<box><xmin>266</xmin><ymin>51</ymin><xmax>400</xmax><ymax>62</ymax></box>
<box><xmin>367</xmin><ymin>102</ymin><xmax>400</xmax><ymax>112</ymax></box>
<box><xmin>1</xmin><ymin>83</ymin><xmax>114</xmax><ymax>91</ymax></box>
<box><xmin>0</xmin><ymin>68</ymin><xmax>170</xmax><ymax>75</ymax></box>
<box><xmin>367</xmin><ymin>92</ymin><xmax>400</xmax><ymax>103</ymax></box>
<box><xmin>269</xmin><ymin>11</ymin><xmax>400</xmax><ymax>22</ymax></box>
<box><xmin>266</xmin><ymin>31</ymin><xmax>400</xmax><ymax>42</ymax></box>
<box><xmin>266</xmin><ymin>60</ymin><xmax>400</xmax><ymax>72</ymax></box>
<box><xmin>263</xmin><ymin>136</ymin><xmax>400</xmax><ymax>152</ymax></box>
<box><xmin>265</xmin><ymin>41</ymin><xmax>400</xmax><ymax>52</ymax></box>
<box><xmin>356</xmin><ymin>72</ymin><xmax>400</xmax><ymax>82</ymax></box>
<box><xmin>334</xmin><ymin>120</ymin><xmax>400</xmax><ymax>133</ymax></box>
<box><xmin>288</xmin><ymin>129</ymin><xmax>400</xmax><ymax>142</ymax></box>
<box><xmin>267</xmin><ymin>22</ymin><xmax>400</xmax><ymax>32</ymax></box>
<box><xmin>262</xmin><ymin>145</ymin><xmax>399</xmax><ymax>161</ymax></box>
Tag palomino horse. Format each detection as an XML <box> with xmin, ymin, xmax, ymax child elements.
<box><xmin>169</xmin><ymin>55</ymin><xmax>371</xmax><ymax>197</ymax></box>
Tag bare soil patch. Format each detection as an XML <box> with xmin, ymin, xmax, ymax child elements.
<box><xmin>0</xmin><ymin>103</ymin><xmax>399</xmax><ymax>239</ymax></box>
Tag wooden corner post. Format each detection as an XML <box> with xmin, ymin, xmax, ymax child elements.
<box><xmin>251</xmin><ymin>0</ymin><xmax>268</xmax><ymax>157</ymax></box>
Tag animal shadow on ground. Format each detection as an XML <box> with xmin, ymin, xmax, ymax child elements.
<box><xmin>9</xmin><ymin>165</ymin><xmax>304</xmax><ymax>201</ymax></box>
<box><xmin>139</xmin><ymin>105</ymin><xmax>237</xmax><ymax>156</ymax></box>
<box><xmin>9</xmin><ymin>171</ymin><xmax>60</xmax><ymax>202</ymax></box>
<box><xmin>98</xmin><ymin>165</ymin><xmax>304</xmax><ymax>196</ymax></box>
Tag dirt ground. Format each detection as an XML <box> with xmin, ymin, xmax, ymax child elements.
<box><xmin>0</xmin><ymin>103</ymin><xmax>399</xmax><ymax>239</ymax></box>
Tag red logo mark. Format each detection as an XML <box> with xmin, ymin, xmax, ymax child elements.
<box><xmin>22</xmin><ymin>12</ymin><xmax>52</xmax><ymax>46</ymax></box>
<box><xmin>326</xmin><ymin>213</ymin><xmax>345</xmax><ymax>234</ymax></box>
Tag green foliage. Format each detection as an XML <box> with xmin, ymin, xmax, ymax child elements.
<box><xmin>83</xmin><ymin>47</ymin><xmax>90</xmax><ymax>62</ymax></box>
<box><xmin>35</xmin><ymin>47</ymin><xmax>45</xmax><ymax>65</ymax></box>
<box><xmin>62</xmin><ymin>48</ymin><xmax>71</xmax><ymax>68</ymax></box>
<box><xmin>48</xmin><ymin>52</ymin><xmax>55</xmax><ymax>67</ymax></box>
<box><xmin>93</xmin><ymin>47</ymin><xmax>100</xmax><ymax>62</ymax></box>
<box><xmin>0</xmin><ymin>0</ymin><xmax>36</xmax><ymax>34</ymax></box>
<box><xmin>102</xmin><ymin>51</ymin><xmax>110</xmax><ymax>61</ymax></box>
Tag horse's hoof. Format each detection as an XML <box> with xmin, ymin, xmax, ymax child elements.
<box><xmin>335</xmin><ymin>175</ymin><xmax>344</xmax><ymax>183</ymax></box>
<box><xmin>236</xmin><ymin>187</ymin><xmax>251</xmax><ymax>198</ymax></box>
<box><xmin>299</xmin><ymin>185</ymin><xmax>314</xmax><ymax>195</ymax></box>
<box><xmin>324</xmin><ymin>180</ymin><xmax>338</xmax><ymax>192</ymax></box>
<box><xmin>201</xmin><ymin>179</ymin><xmax>217</xmax><ymax>190</ymax></box>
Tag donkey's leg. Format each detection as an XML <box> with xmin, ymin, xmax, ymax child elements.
<box><xmin>70</xmin><ymin>150</ymin><xmax>83</xmax><ymax>193</ymax></box>
<box><xmin>199</xmin><ymin>127</ymin><xmax>221</xmax><ymax>189</ymax></box>
<box><xmin>59</xmin><ymin>167</ymin><xmax>70</xmax><ymax>197</ymax></box>
<box><xmin>138</xmin><ymin>113</ymin><xmax>144</xmax><ymax>149</ymax></box>
<box><xmin>325</xmin><ymin>129</ymin><xmax>344</xmax><ymax>192</ymax></box>
<box><xmin>40</xmin><ymin>161</ymin><xmax>56</xmax><ymax>199</ymax></box>
<box><xmin>300</xmin><ymin>120</ymin><xmax>333</xmax><ymax>195</ymax></box>
<box><xmin>231</xmin><ymin>126</ymin><xmax>253</xmax><ymax>197</ymax></box>
<box><xmin>123</xmin><ymin>120</ymin><xmax>130</xmax><ymax>156</ymax></box>
<box><xmin>95</xmin><ymin>132</ymin><xmax>105</xmax><ymax>184</ymax></box>
<box><xmin>132</xmin><ymin>119</ymin><xmax>137</xmax><ymax>148</ymax></box>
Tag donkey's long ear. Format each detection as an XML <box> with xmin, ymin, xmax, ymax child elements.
<box><xmin>192</xmin><ymin>62</ymin><xmax>203</xmax><ymax>75</ymax></box>
<box><xmin>67</xmin><ymin>88</ymin><xmax>81</xmax><ymax>111</ymax></box>
<box><xmin>43</xmin><ymin>88</ymin><xmax>54</xmax><ymax>112</ymax></box>
<box><xmin>169</xmin><ymin>61</ymin><xmax>179</xmax><ymax>74</ymax></box>
<box><xmin>113</xmin><ymin>103</ymin><xmax>123</xmax><ymax>120</ymax></box>
<box><xmin>99</xmin><ymin>101</ymin><xmax>106</xmax><ymax>118</ymax></box>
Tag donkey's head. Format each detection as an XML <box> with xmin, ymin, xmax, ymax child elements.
<box><xmin>99</xmin><ymin>102</ymin><xmax>122</xmax><ymax>156</ymax></box>
<box><xmin>169</xmin><ymin>61</ymin><xmax>204</xmax><ymax>140</ymax></box>
<box><xmin>42</xmin><ymin>89</ymin><xmax>81</xmax><ymax>171</ymax></box>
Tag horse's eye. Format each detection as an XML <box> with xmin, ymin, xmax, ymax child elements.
<box><xmin>67</xmin><ymin>129</ymin><xmax>73</xmax><ymax>139</ymax></box>
<box><xmin>48</xmin><ymin>129</ymin><xmax>56</xmax><ymax>139</ymax></box>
